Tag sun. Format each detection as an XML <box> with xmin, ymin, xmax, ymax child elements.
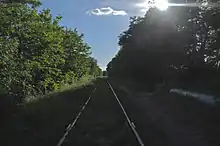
<box><xmin>154</xmin><ymin>0</ymin><xmax>169</xmax><ymax>11</ymax></box>
<box><xmin>136</xmin><ymin>0</ymin><xmax>169</xmax><ymax>11</ymax></box>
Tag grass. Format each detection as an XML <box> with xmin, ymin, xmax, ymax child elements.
<box><xmin>25</xmin><ymin>75</ymin><xmax>95</xmax><ymax>103</ymax></box>
<box><xmin>108</xmin><ymin>79</ymin><xmax>174</xmax><ymax>146</ymax></box>
<box><xmin>170</xmin><ymin>78</ymin><xmax>220</xmax><ymax>98</ymax></box>
<box><xmin>154</xmin><ymin>90</ymin><xmax>220</xmax><ymax>146</ymax></box>
<box><xmin>110</xmin><ymin>78</ymin><xmax>220</xmax><ymax>146</ymax></box>
<box><xmin>1</xmin><ymin>79</ymin><xmax>96</xmax><ymax>146</ymax></box>
<box><xmin>1</xmin><ymin>78</ymin><xmax>138</xmax><ymax>146</ymax></box>
<box><xmin>62</xmin><ymin>79</ymin><xmax>137</xmax><ymax>146</ymax></box>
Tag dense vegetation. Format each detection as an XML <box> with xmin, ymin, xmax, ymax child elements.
<box><xmin>107</xmin><ymin>0</ymin><xmax>220</xmax><ymax>92</ymax></box>
<box><xmin>0</xmin><ymin>0</ymin><xmax>101</xmax><ymax>110</ymax></box>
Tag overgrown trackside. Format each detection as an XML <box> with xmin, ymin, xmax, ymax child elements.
<box><xmin>62</xmin><ymin>79</ymin><xmax>138</xmax><ymax>146</ymax></box>
<box><xmin>1</xmin><ymin>82</ymin><xmax>95</xmax><ymax>146</ymax></box>
<box><xmin>109</xmin><ymin>79</ymin><xmax>220</xmax><ymax>146</ymax></box>
<box><xmin>0</xmin><ymin>0</ymin><xmax>101</xmax><ymax>115</ymax></box>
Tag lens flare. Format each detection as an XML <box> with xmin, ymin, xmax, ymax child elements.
<box><xmin>136</xmin><ymin>0</ymin><xmax>169</xmax><ymax>11</ymax></box>
<box><xmin>154</xmin><ymin>0</ymin><xmax>169</xmax><ymax>11</ymax></box>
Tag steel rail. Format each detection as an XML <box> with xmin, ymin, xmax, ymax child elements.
<box><xmin>57</xmin><ymin>87</ymin><xmax>96</xmax><ymax>146</ymax></box>
<box><xmin>107</xmin><ymin>81</ymin><xmax>144</xmax><ymax>146</ymax></box>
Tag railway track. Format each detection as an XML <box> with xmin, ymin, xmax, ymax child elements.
<box><xmin>2</xmin><ymin>78</ymin><xmax>219</xmax><ymax>146</ymax></box>
<box><xmin>57</xmin><ymin>79</ymin><xmax>143</xmax><ymax>146</ymax></box>
<box><xmin>3</xmin><ymin>78</ymin><xmax>218</xmax><ymax>146</ymax></box>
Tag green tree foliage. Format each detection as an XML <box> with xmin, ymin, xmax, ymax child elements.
<box><xmin>0</xmin><ymin>0</ymin><xmax>101</xmax><ymax>104</ymax></box>
<box><xmin>107</xmin><ymin>0</ymin><xmax>220</xmax><ymax>86</ymax></box>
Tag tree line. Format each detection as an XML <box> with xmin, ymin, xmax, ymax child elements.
<box><xmin>0</xmin><ymin>0</ymin><xmax>101</xmax><ymax>106</ymax></box>
<box><xmin>107</xmin><ymin>0</ymin><xmax>220</xmax><ymax>91</ymax></box>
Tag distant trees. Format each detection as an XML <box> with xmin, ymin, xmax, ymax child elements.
<box><xmin>0</xmin><ymin>0</ymin><xmax>101</xmax><ymax>104</ymax></box>
<box><xmin>107</xmin><ymin>1</ymin><xmax>220</xmax><ymax>87</ymax></box>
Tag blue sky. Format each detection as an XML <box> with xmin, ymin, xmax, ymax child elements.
<box><xmin>40</xmin><ymin>0</ymin><xmax>147</xmax><ymax>70</ymax></box>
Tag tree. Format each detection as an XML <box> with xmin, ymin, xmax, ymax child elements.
<box><xmin>0</xmin><ymin>0</ymin><xmax>101</xmax><ymax>104</ymax></box>
<box><xmin>107</xmin><ymin>1</ymin><xmax>220</xmax><ymax>87</ymax></box>
<box><xmin>108</xmin><ymin>8</ymin><xmax>188</xmax><ymax>83</ymax></box>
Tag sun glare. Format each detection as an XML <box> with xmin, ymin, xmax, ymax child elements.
<box><xmin>154</xmin><ymin>0</ymin><xmax>169</xmax><ymax>11</ymax></box>
<box><xmin>137</xmin><ymin>0</ymin><xmax>169</xmax><ymax>11</ymax></box>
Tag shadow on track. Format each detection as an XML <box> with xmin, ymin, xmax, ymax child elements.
<box><xmin>1</xmin><ymin>82</ymin><xmax>96</xmax><ymax>146</ymax></box>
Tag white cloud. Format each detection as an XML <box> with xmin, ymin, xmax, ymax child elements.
<box><xmin>100</xmin><ymin>0</ymin><xmax>148</xmax><ymax>15</ymax></box>
<box><xmin>87</xmin><ymin>7</ymin><xmax>127</xmax><ymax>16</ymax></box>
<box><xmin>86</xmin><ymin>0</ymin><xmax>150</xmax><ymax>16</ymax></box>
<box><xmin>113</xmin><ymin>10</ymin><xmax>127</xmax><ymax>16</ymax></box>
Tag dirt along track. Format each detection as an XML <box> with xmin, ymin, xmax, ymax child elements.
<box><xmin>59</xmin><ymin>79</ymin><xmax>139</xmax><ymax>146</ymax></box>
<box><xmin>109</xmin><ymin>79</ymin><xmax>220</xmax><ymax>146</ymax></box>
<box><xmin>4</xmin><ymin>78</ymin><xmax>218</xmax><ymax>146</ymax></box>
<box><xmin>2</xmin><ymin>79</ymin><xmax>140</xmax><ymax>146</ymax></box>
